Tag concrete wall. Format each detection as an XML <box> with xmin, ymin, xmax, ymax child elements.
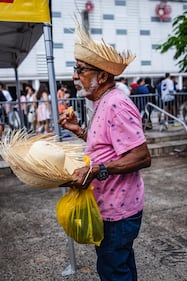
<box><xmin>0</xmin><ymin>0</ymin><xmax>186</xmax><ymax>89</ymax></box>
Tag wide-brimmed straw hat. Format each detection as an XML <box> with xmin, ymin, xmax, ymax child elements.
<box><xmin>74</xmin><ymin>24</ymin><xmax>136</xmax><ymax>76</ymax></box>
<box><xmin>0</xmin><ymin>130</ymin><xmax>85</xmax><ymax>188</ymax></box>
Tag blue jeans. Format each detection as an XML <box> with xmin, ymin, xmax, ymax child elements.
<box><xmin>95</xmin><ymin>211</ymin><xmax>143</xmax><ymax>281</ymax></box>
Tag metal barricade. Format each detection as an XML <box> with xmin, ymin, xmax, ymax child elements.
<box><xmin>0</xmin><ymin>98</ymin><xmax>87</xmax><ymax>134</ymax></box>
<box><xmin>130</xmin><ymin>92</ymin><xmax>187</xmax><ymax>129</ymax></box>
<box><xmin>1</xmin><ymin>92</ymin><xmax>187</xmax><ymax>133</ymax></box>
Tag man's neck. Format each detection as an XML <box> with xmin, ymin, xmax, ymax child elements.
<box><xmin>93</xmin><ymin>81</ymin><xmax>115</xmax><ymax>101</ymax></box>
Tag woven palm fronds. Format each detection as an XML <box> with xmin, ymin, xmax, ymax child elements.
<box><xmin>74</xmin><ymin>23</ymin><xmax>136</xmax><ymax>76</ymax></box>
<box><xmin>56</xmin><ymin>141</ymin><xmax>86</xmax><ymax>162</ymax></box>
<box><xmin>0</xmin><ymin>129</ymin><xmax>85</xmax><ymax>188</ymax></box>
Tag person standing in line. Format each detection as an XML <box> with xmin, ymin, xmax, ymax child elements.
<box><xmin>115</xmin><ymin>76</ymin><xmax>130</xmax><ymax>96</ymax></box>
<box><xmin>36</xmin><ymin>83</ymin><xmax>51</xmax><ymax>134</ymax></box>
<box><xmin>25</xmin><ymin>84</ymin><xmax>37</xmax><ymax>130</ymax></box>
<box><xmin>20</xmin><ymin>90</ymin><xmax>28</xmax><ymax>128</ymax></box>
<box><xmin>161</xmin><ymin>72</ymin><xmax>176</xmax><ymax>127</ymax></box>
<box><xmin>131</xmin><ymin>78</ymin><xmax>149</xmax><ymax>129</ymax></box>
<box><xmin>57</xmin><ymin>84</ymin><xmax>66</xmax><ymax>114</ymax></box>
<box><xmin>144</xmin><ymin>77</ymin><xmax>156</xmax><ymax>130</ymax></box>
<box><xmin>170</xmin><ymin>75</ymin><xmax>179</xmax><ymax>123</ymax></box>
<box><xmin>130</xmin><ymin>81</ymin><xmax>138</xmax><ymax>95</ymax></box>
<box><xmin>58</xmin><ymin>24</ymin><xmax>151</xmax><ymax>281</ymax></box>
<box><xmin>156</xmin><ymin>77</ymin><xmax>164</xmax><ymax>124</ymax></box>
<box><xmin>0</xmin><ymin>82</ymin><xmax>12</xmax><ymax>118</ymax></box>
<box><xmin>133</xmin><ymin>78</ymin><xmax>149</xmax><ymax>95</ymax></box>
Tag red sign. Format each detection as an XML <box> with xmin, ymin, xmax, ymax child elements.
<box><xmin>0</xmin><ymin>0</ymin><xmax>14</xmax><ymax>3</ymax></box>
<box><xmin>155</xmin><ymin>3</ymin><xmax>172</xmax><ymax>20</ymax></box>
<box><xmin>85</xmin><ymin>1</ymin><xmax>94</xmax><ymax>12</ymax></box>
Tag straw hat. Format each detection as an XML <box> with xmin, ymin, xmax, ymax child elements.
<box><xmin>0</xmin><ymin>130</ymin><xmax>84</xmax><ymax>188</ymax></box>
<box><xmin>74</xmin><ymin>24</ymin><xmax>136</xmax><ymax>76</ymax></box>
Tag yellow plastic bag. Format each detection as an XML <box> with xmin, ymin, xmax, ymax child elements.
<box><xmin>56</xmin><ymin>185</ymin><xmax>104</xmax><ymax>246</ymax></box>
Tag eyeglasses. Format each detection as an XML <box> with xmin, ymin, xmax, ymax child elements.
<box><xmin>74</xmin><ymin>66</ymin><xmax>100</xmax><ymax>75</ymax></box>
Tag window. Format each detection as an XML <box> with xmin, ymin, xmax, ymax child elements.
<box><xmin>116</xmin><ymin>29</ymin><xmax>127</xmax><ymax>35</ymax></box>
<box><xmin>115</xmin><ymin>0</ymin><xmax>126</xmax><ymax>5</ymax></box>
<box><xmin>53</xmin><ymin>43</ymin><xmax>63</xmax><ymax>49</ymax></box>
<box><xmin>140</xmin><ymin>30</ymin><xmax>150</xmax><ymax>36</ymax></box>
<box><xmin>151</xmin><ymin>17</ymin><xmax>171</xmax><ymax>22</ymax></box>
<box><xmin>103</xmin><ymin>14</ymin><xmax>114</xmax><ymax>20</ymax></box>
<box><xmin>66</xmin><ymin>61</ymin><xmax>75</xmax><ymax>67</ymax></box>
<box><xmin>90</xmin><ymin>28</ymin><xmax>102</xmax><ymax>35</ymax></box>
<box><xmin>152</xmin><ymin>44</ymin><xmax>159</xmax><ymax>49</ymax></box>
<box><xmin>64</xmin><ymin>28</ymin><xmax>75</xmax><ymax>34</ymax></box>
<box><xmin>110</xmin><ymin>44</ymin><xmax>116</xmax><ymax>48</ymax></box>
<box><xmin>141</xmin><ymin>61</ymin><xmax>151</xmax><ymax>66</ymax></box>
<box><xmin>52</xmin><ymin>12</ymin><xmax>61</xmax><ymax>18</ymax></box>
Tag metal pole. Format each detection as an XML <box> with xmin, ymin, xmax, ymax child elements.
<box><xmin>43</xmin><ymin>23</ymin><xmax>61</xmax><ymax>137</ymax></box>
<box><xmin>61</xmin><ymin>237</ymin><xmax>76</xmax><ymax>276</ymax></box>
<box><xmin>43</xmin><ymin>23</ymin><xmax>77</xmax><ymax>275</ymax></box>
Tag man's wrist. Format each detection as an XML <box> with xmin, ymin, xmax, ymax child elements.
<box><xmin>77</xmin><ymin>128</ymin><xmax>87</xmax><ymax>139</ymax></box>
<box><xmin>93</xmin><ymin>164</ymin><xmax>109</xmax><ymax>181</ymax></box>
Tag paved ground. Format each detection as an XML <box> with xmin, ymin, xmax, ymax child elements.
<box><xmin>0</xmin><ymin>153</ymin><xmax>187</xmax><ymax>281</ymax></box>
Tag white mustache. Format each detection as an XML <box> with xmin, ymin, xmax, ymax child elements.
<box><xmin>74</xmin><ymin>74</ymin><xmax>99</xmax><ymax>97</ymax></box>
<box><xmin>74</xmin><ymin>80</ymin><xmax>82</xmax><ymax>87</ymax></box>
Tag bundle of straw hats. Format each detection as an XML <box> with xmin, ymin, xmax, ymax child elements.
<box><xmin>0</xmin><ymin>130</ymin><xmax>84</xmax><ymax>188</ymax></box>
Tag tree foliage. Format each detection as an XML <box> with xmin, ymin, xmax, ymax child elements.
<box><xmin>157</xmin><ymin>11</ymin><xmax>187</xmax><ymax>72</ymax></box>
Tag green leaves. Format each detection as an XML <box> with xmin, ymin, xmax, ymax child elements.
<box><xmin>157</xmin><ymin>11</ymin><xmax>187</xmax><ymax>72</ymax></box>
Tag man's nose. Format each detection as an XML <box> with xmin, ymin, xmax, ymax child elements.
<box><xmin>72</xmin><ymin>72</ymin><xmax>79</xmax><ymax>80</ymax></box>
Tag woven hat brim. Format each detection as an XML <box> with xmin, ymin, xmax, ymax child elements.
<box><xmin>75</xmin><ymin>46</ymin><xmax>128</xmax><ymax>75</ymax></box>
<box><xmin>11</xmin><ymin>166</ymin><xmax>67</xmax><ymax>188</ymax></box>
<box><xmin>0</xmin><ymin>130</ymin><xmax>85</xmax><ymax>189</ymax></box>
<box><xmin>74</xmin><ymin>24</ymin><xmax>136</xmax><ymax>76</ymax></box>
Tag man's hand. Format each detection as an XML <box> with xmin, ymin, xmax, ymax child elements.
<box><xmin>59</xmin><ymin>165</ymin><xmax>99</xmax><ymax>190</ymax></box>
<box><xmin>58</xmin><ymin>109</ymin><xmax>79</xmax><ymax>133</ymax></box>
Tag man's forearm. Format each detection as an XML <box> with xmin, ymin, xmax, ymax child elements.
<box><xmin>104</xmin><ymin>142</ymin><xmax>151</xmax><ymax>175</ymax></box>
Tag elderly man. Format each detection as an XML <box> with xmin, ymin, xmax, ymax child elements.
<box><xmin>58</xmin><ymin>24</ymin><xmax>151</xmax><ymax>281</ymax></box>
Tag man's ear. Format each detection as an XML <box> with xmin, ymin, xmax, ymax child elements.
<box><xmin>98</xmin><ymin>71</ymin><xmax>109</xmax><ymax>85</ymax></box>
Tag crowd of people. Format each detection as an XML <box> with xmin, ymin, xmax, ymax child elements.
<box><xmin>0</xmin><ymin>82</ymin><xmax>72</xmax><ymax>138</ymax></box>
<box><xmin>115</xmin><ymin>73</ymin><xmax>185</xmax><ymax>129</ymax></box>
<box><xmin>0</xmin><ymin>71</ymin><xmax>186</xmax><ymax>139</ymax></box>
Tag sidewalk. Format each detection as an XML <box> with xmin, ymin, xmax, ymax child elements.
<box><xmin>0</xmin><ymin>153</ymin><xmax>187</xmax><ymax>281</ymax></box>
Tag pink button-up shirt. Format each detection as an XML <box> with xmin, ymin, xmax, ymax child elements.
<box><xmin>86</xmin><ymin>88</ymin><xmax>146</xmax><ymax>221</ymax></box>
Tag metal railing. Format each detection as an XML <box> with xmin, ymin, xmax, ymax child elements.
<box><xmin>145</xmin><ymin>102</ymin><xmax>187</xmax><ymax>132</ymax></box>
<box><xmin>130</xmin><ymin>92</ymin><xmax>187</xmax><ymax>116</ymax></box>
<box><xmin>0</xmin><ymin>98</ymin><xmax>87</xmax><ymax>132</ymax></box>
<box><xmin>130</xmin><ymin>92</ymin><xmax>187</xmax><ymax>131</ymax></box>
<box><xmin>1</xmin><ymin>92</ymin><xmax>187</xmax><ymax>134</ymax></box>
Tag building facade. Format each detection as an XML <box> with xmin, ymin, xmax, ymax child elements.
<box><xmin>0</xmin><ymin>0</ymin><xmax>187</xmax><ymax>96</ymax></box>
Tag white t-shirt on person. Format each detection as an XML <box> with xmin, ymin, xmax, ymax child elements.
<box><xmin>2</xmin><ymin>89</ymin><xmax>12</xmax><ymax>114</ymax></box>
<box><xmin>161</xmin><ymin>78</ymin><xmax>174</xmax><ymax>102</ymax></box>
<box><xmin>116</xmin><ymin>82</ymin><xmax>130</xmax><ymax>96</ymax></box>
